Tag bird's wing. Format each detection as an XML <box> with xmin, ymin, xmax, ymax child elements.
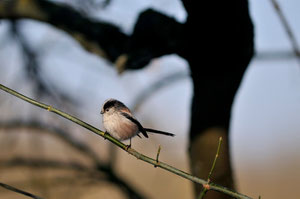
<box><xmin>120</xmin><ymin>112</ymin><xmax>148</xmax><ymax>138</ymax></box>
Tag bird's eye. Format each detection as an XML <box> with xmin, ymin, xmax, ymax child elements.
<box><xmin>105</xmin><ymin>109</ymin><xmax>109</xmax><ymax>112</ymax></box>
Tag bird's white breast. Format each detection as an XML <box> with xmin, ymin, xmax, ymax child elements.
<box><xmin>102</xmin><ymin>112</ymin><xmax>139</xmax><ymax>140</ymax></box>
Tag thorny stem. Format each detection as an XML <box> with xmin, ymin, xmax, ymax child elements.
<box><xmin>0</xmin><ymin>83</ymin><xmax>253</xmax><ymax>199</ymax></box>
<box><xmin>198</xmin><ymin>137</ymin><xmax>223</xmax><ymax>199</ymax></box>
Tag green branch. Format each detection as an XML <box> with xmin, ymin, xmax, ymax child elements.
<box><xmin>0</xmin><ymin>83</ymin><xmax>252</xmax><ymax>199</ymax></box>
<box><xmin>208</xmin><ymin>137</ymin><xmax>223</xmax><ymax>180</ymax></box>
<box><xmin>198</xmin><ymin>137</ymin><xmax>223</xmax><ymax>199</ymax></box>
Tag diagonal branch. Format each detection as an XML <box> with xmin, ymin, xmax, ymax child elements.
<box><xmin>270</xmin><ymin>0</ymin><xmax>300</xmax><ymax>64</ymax></box>
<box><xmin>0</xmin><ymin>181</ymin><xmax>43</xmax><ymax>199</ymax></box>
<box><xmin>0</xmin><ymin>83</ymin><xmax>253</xmax><ymax>199</ymax></box>
<box><xmin>0</xmin><ymin>1</ymin><xmax>183</xmax><ymax>71</ymax></box>
<box><xmin>130</xmin><ymin>71</ymin><xmax>188</xmax><ymax>112</ymax></box>
<box><xmin>10</xmin><ymin>21</ymin><xmax>77</xmax><ymax>104</ymax></box>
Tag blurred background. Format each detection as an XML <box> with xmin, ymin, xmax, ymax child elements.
<box><xmin>0</xmin><ymin>0</ymin><xmax>300</xmax><ymax>199</ymax></box>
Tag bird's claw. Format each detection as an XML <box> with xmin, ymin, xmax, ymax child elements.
<box><xmin>125</xmin><ymin>144</ymin><xmax>131</xmax><ymax>151</ymax></box>
<box><xmin>103</xmin><ymin>131</ymin><xmax>109</xmax><ymax>140</ymax></box>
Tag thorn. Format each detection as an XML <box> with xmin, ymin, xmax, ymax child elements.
<box><xmin>47</xmin><ymin>105</ymin><xmax>52</xmax><ymax>111</ymax></box>
<box><xmin>154</xmin><ymin>145</ymin><xmax>161</xmax><ymax>168</ymax></box>
<box><xmin>206</xmin><ymin>137</ymin><xmax>223</xmax><ymax>181</ymax></box>
<box><xmin>125</xmin><ymin>145</ymin><xmax>131</xmax><ymax>151</ymax></box>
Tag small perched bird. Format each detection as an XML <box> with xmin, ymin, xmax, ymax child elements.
<box><xmin>100</xmin><ymin>98</ymin><xmax>174</xmax><ymax>148</ymax></box>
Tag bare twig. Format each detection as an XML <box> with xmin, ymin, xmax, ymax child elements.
<box><xmin>0</xmin><ymin>83</ymin><xmax>253</xmax><ymax>199</ymax></box>
<box><xmin>0</xmin><ymin>181</ymin><xmax>43</xmax><ymax>199</ymax></box>
<box><xmin>207</xmin><ymin>137</ymin><xmax>222</xmax><ymax>181</ymax></box>
<box><xmin>154</xmin><ymin>145</ymin><xmax>161</xmax><ymax>168</ymax></box>
<box><xmin>130</xmin><ymin>71</ymin><xmax>188</xmax><ymax>112</ymax></box>
<box><xmin>270</xmin><ymin>0</ymin><xmax>300</xmax><ymax>64</ymax></box>
<box><xmin>10</xmin><ymin>21</ymin><xmax>76</xmax><ymax>105</ymax></box>
<box><xmin>198</xmin><ymin>137</ymin><xmax>223</xmax><ymax>199</ymax></box>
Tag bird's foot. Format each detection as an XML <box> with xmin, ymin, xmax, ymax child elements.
<box><xmin>125</xmin><ymin>144</ymin><xmax>131</xmax><ymax>151</ymax></box>
<box><xmin>103</xmin><ymin>131</ymin><xmax>110</xmax><ymax>140</ymax></box>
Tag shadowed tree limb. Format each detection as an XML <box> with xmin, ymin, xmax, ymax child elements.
<box><xmin>270</xmin><ymin>0</ymin><xmax>300</xmax><ymax>65</ymax></box>
<box><xmin>130</xmin><ymin>71</ymin><xmax>188</xmax><ymax>112</ymax></box>
<box><xmin>0</xmin><ymin>0</ymin><xmax>128</xmax><ymax>62</ymax></box>
<box><xmin>0</xmin><ymin>120</ymin><xmax>147</xmax><ymax>199</ymax></box>
<box><xmin>0</xmin><ymin>0</ymin><xmax>183</xmax><ymax>69</ymax></box>
<box><xmin>0</xmin><ymin>157</ymin><xmax>145</xmax><ymax>199</ymax></box>
<box><xmin>0</xmin><ymin>119</ymin><xmax>102</xmax><ymax>164</ymax></box>
<box><xmin>198</xmin><ymin>137</ymin><xmax>222</xmax><ymax>199</ymax></box>
<box><xmin>0</xmin><ymin>181</ymin><xmax>44</xmax><ymax>199</ymax></box>
<box><xmin>9</xmin><ymin>21</ymin><xmax>76</xmax><ymax>103</ymax></box>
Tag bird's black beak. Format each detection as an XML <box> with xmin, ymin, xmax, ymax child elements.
<box><xmin>100</xmin><ymin>110</ymin><xmax>104</xmax><ymax>114</ymax></box>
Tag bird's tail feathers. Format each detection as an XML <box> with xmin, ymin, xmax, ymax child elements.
<box><xmin>144</xmin><ymin>128</ymin><xmax>175</xmax><ymax>137</ymax></box>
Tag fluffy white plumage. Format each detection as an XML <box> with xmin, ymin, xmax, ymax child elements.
<box><xmin>100</xmin><ymin>98</ymin><xmax>174</xmax><ymax>146</ymax></box>
<box><xmin>102</xmin><ymin>108</ymin><xmax>139</xmax><ymax>140</ymax></box>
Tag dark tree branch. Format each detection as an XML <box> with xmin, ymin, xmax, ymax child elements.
<box><xmin>0</xmin><ymin>120</ymin><xmax>147</xmax><ymax>199</ymax></box>
<box><xmin>130</xmin><ymin>71</ymin><xmax>188</xmax><ymax>112</ymax></box>
<box><xmin>0</xmin><ymin>181</ymin><xmax>43</xmax><ymax>199</ymax></box>
<box><xmin>10</xmin><ymin>21</ymin><xmax>54</xmax><ymax>97</ymax></box>
<box><xmin>115</xmin><ymin>9</ymin><xmax>183</xmax><ymax>72</ymax></box>
<box><xmin>8</xmin><ymin>21</ymin><xmax>77</xmax><ymax>105</ymax></box>
<box><xmin>0</xmin><ymin>157</ymin><xmax>94</xmax><ymax>174</ymax></box>
<box><xmin>270</xmin><ymin>0</ymin><xmax>300</xmax><ymax>64</ymax></box>
<box><xmin>0</xmin><ymin>157</ymin><xmax>146</xmax><ymax>199</ymax></box>
<box><xmin>0</xmin><ymin>119</ymin><xmax>102</xmax><ymax>164</ymax></box>
<box><xmin>0</xmin><ymin>0</ymin><xmax>128</xmax><ymax>62</ymax></box>
<box><xmin>0</xmin><ymin>0</ymin><xmax>183</xmax><ymax>71</ymax></box>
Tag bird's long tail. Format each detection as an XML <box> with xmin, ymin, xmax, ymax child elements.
<box><xmin>144</xmin><ymin>128</ymin><xmax>175</xmax><ymax>136</ymax></box>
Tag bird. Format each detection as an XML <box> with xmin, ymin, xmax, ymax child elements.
<box><xmin>100</xmin><ymin>98</ymin><xmax>174</xmax><ymax>148</ymax></box>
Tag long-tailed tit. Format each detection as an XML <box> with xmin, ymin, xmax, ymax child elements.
<box><xmin>100</xmin><ymin>98</ymin><xmax>174</xmax><ymax>147</ymax></box>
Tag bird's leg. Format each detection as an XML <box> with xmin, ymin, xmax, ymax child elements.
<box><xmin>103</xmin><ymin>131</ymin><xmax>110</xmax><ymax>140</ymax></box>
<box><xmin>126</xmin><ymin>138</ymin><xmax>132</xmax><ymax>150</ymax></box>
